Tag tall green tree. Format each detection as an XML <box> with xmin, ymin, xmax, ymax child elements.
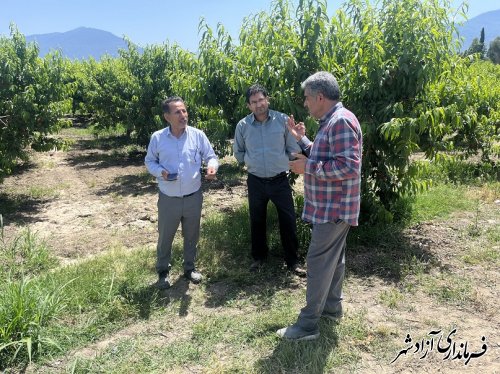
<box><xmin>320</xmin><ymin>0</ymin><xmax>464</xmax><ymax>221</ymax></box>
<box><xmin>77</xmin><ymin>41</ymin><xmax>175</xmax><ymax>146</ymax></box>
<box><xmin>487</xmin><ymin>36</ymin><xmax>500</xmax><ymax>64</ymax></box>
<box><xmin>464</xmin><ymin>27</ymin><xmax>486</xmax><ymax>59</ymax></box>
<box><xmin>184</xmin><ymin>0</ymin><xmax>330</xmax><ymax>156</ymax></box>
<box><xmin>118</xmin><ymin>42</ymin><xmax>174</xmax><ymax>145</ymax></box>
<box><xmin>0</xmin><ymin>26</ymin><xmax>71</xmax><ymax>181</ymax></box>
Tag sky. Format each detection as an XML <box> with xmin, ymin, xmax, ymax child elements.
<box><xmin>1</xmin><ymin>0</ymin><xmax>499</xmax><ymax>52</ymax></box>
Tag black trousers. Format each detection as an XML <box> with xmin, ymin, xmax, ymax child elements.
<box><xmin>247</xmin><ymin>172</ymin><xmax>299</xmax><ymax>267</ymax></box>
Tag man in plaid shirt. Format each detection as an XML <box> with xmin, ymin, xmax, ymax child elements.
<box><xmin>277</xmin><ymin>71</ymin><xmax>363</xmax><ymax>340</ymax></box>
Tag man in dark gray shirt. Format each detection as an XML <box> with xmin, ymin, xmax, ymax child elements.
<box><xmin>233</xmin><ymin>84</ymin><xmax>305</xmax><ymax>276</ymax></box>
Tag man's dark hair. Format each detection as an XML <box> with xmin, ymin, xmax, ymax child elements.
<box><xmin>162</xmin><ymin>96</ymin><xmax>184</xmax><ymax>113</ymax></box>
<box><xmin>245</xmin><ymin>84</ymin><xmax>268</xmax><ymax>104</ymax></box>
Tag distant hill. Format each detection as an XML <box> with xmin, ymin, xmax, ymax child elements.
<box><xmin>457</xmin><ymin>9</ymin><xmax>500</xmax><ymax>51</ymax></box>
<box><xmin>26</xmin><ymin>27</ymin><xmax>133</xmax><ymax>60</ymax></box>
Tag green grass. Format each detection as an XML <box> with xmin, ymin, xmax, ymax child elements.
<box><xmin>462</xmin><ymin>247</ymin><xmax>499</xmax><ymax>265</ymax></box>
<box><xmin>379</xmin><ymin>288</ymin><xmax>405</xmax><ymax>309</ymax></box>
<box><xmin>57</xmin><ymin>303</ymin><xmax>367</xmax><ymax>374</ymax></box>
<box><xmin>59</xmin><ymin>123</ymin><xmax>127</xmax><ymax>139</ymax></box>
<box><xmin>0</xmin><ymin>219</ymin><xmax>59</xmax><ymax>280</ymax></box>
<box><xmin>26</xmin><ymin>185</ymin><xmax>64</xmax><ymax>199</ymax></box>
<box><xmin>58</xmin><ymin>125</ymin><xmax>94</xmax><ymax>137</ymax></box>
<box><xmin>0</xmin><ymin>277</ymin><xmax>68</xmax><ymax>367</ymax></box>
<box><xmin>409</xmin><ymin>184</ymin><xmax>479</xmax><ymax>223</ymax></box>
<box><xmin>422</xmin><ymin>272</ymin><xmax>474</xmax><ymax>304</ymax></box>
<box><xmin>417</xmin><ymin>158</ymin><xmax>499</xmax><ymax>186</ymax></box>
<box><xmin>56</xmin><ymin>124</ymin><xmax>145</xmax><ymax>158</ymax></box>
<box><xmin>461</xmin><ymin>222</ymin><xmax>500</xmax><ymax>265</ymax></box>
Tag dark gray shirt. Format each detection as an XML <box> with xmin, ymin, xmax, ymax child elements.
<box><xmin>233</xmin><ymin>110</ymin><xmax>301</xmax><ymax>178</ymax></box>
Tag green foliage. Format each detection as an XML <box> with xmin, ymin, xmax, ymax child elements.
<box><xmin>235</xmin><ymin>0</ymin><xmax>327</xmax><ymax>115</ymax></box>
<box><xmin>72</xmin><ymin>41</ymin><xmax>175</xmax><ymax>146</ymax></box>
<box><xmin>426</xmin><ymin>59</ymin><xmax>500</xmax><ymax>162</ymax></box>
<box><xmin>170</xmin><ymin>0</ymin><xmax>329</xmax><ymax>157</ymax></box>
<box><xmin>0</xmin><ymin>26</ymin><xmax>72</xmax><ymax>181</ymax></box>
<box><xmin>328</xmin><ymin>0</ymin><xmax>464</xmax><ymax>221</ymax></box>
<box><xmin>418</xmin><ymin>157</ymin><xmax>499</xmax><ymax>185</ymax></box>
<box><xmin>464</xmin><ymin>38</ymin><xmax>486</xmax><ymax>59</ymax></box>
<box><xmin>118</xmin><ymin>42</ymin><xmax>175</xmax><ymax>145</ymax></box>
<box><xmin>463</xmin><ymin>28</ymin><xmax>486</xmax><ymax>59</ymax></box>
<box><xmin>487</xmin><ymin>36</ymin><xmax>500</xmax><ymax>64</ymax></box>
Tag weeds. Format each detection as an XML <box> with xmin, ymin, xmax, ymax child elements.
<box><xmin>0</xmin><ymin>216</ymin><xmax>59</xmax><ymax>280</ymax></box>
<box><xmin>0</xmin><ymin>276</ymin><xmax>68</xmax><ymax>368</ymax></box>
<box><xmin>0</xmin><ymin>217</ymin><xmax>64</xmax><ymax>368</ymax></box>
<box><xmin>467</xmin><ymin>200</ymin><xmax>482</xmax><ymax>237</ymax></box>
<box><xmin>379</xmin><ymin>288</ymin><xmax>405</xmax><ymax>309</ymax></box>
<box><xmin>423</xmin><ymin>272</ymin><xmax>473</xmax><ymax>305</ymax></box>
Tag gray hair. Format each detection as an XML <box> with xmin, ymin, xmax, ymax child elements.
<box><xmin>301</xmin><ymin>71</ymin><xmax>340</xmax><ymax>101</ymax></box>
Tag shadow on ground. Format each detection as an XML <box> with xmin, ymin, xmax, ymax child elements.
<box><xmin>256</xmin><ymin>321</ymin><xmax>340</xmax><ymax>374</ymax></box>
<box><xmin>66</xmin><ymin>149</ymin><xmax>145</xmax><ymax>170</ymax></box>
<box><xmin>95</xmin><ymin>173</ymin><xmax>157</xmax><ymax>197</ymax></box>
<box><xmin>196</xmin><ymin>203</ymin><xmax>441</xmax><ymax>310</ymax></box>
<box><xmin>120</xmin><ymin>275</ymin><xmax>192</xmax><ymax>320</ymax></box>
<box><xmin>0</xmin><ymin>161</ymin><xmax>46</xmax><ymax>223</ymax></box>
<box><xmin>0</xmin><ymin>192</ymin><xmax>53</xmax><ymax>225</ymax></box>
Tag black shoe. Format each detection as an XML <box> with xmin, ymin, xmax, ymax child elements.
<box><xmin>184</xmin><ymin>269</ymin><xmax>202</xmax><ymax>284</ymax></box>
<box><xmin>288</xmin><ymin>263</ymin><xmax>307</xmax><ymax>277</ymax></box>
<box><xmin>157</xmin><ymin>273</ymin><xmax>171</xmax><ymax>290</ymax></box>
<box><xmin>249</xmin><ymin>259</ymin><xmax>264</xmax><ymax>272</ymax></box>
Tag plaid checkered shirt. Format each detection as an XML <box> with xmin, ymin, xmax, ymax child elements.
<box><xmin>302</xmin><ymin>102</ymin><xmax>363</xmax><ymax>226</ymax></box>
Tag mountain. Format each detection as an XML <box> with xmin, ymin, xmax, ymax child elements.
<box><xmin>457</xmin><ymin>9</ymin><xmax>500</xmax><ymax>51</ymax></box>
<box><xmin>26</xmin><ymin>27</ymin><xmax>131</xmax><ymax>60</ymax></box>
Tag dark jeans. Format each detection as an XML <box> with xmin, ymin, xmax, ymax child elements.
<box><xmin>247</xmin><ymin>172</ymin><xmax>299</xmax><ymax>267</ymax></box>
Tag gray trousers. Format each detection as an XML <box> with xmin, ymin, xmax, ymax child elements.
<box><xmin>297</xmin><ymin>220</ymin><xmax>350</xmax><ymax>331</ymax></box>
<box><xmin>156</xmin><ymin>189</ymin><xmax>203</xmax><ymax>275</ymax></box>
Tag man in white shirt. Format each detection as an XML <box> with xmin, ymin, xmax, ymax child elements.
<box><xmin>145</xmin><ymin>96</ymin><xmax>219</xmax><ymax>289</ymax></box>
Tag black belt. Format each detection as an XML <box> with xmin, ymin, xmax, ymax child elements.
<box><xmin>166</xmin><ymin>191</ymin><xmax>197</xmax><ymax>198</ymax></box>
<box><xmin>251</xmin><ymin>171</ymin><xmax>287</xmax><ymax>181</ymax></box>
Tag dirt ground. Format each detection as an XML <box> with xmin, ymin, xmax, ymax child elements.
<box><xmin>0</xmin><ymin>132</ymin><xmax>498</xmax><ymax>373</ymax></box>
<box><xmin>1</xmin><ymin>134</ymin><xmax>246</xmax><ymax>264</ymax></box>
